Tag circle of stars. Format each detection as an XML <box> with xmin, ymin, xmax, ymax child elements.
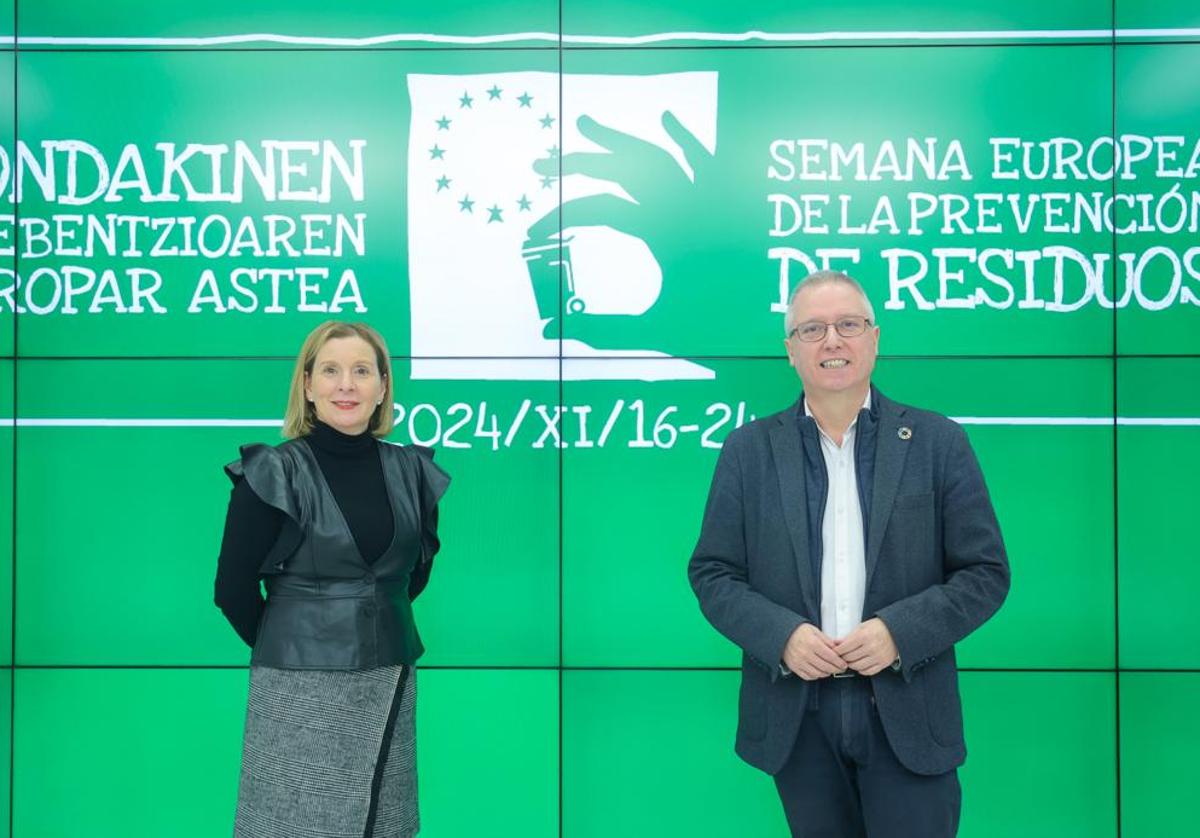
<box><xmin>427</xmin><ymin>82</ymin><xmax>559</xmax><ymax>226</ymax></box>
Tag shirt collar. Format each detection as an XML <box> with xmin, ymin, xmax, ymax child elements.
<box><xmin>802</xmin><ymin>389</ymin><xmax>872</xmax><ymax>418</ymax></box>
<box><xmin>803</xmin><ymin>390</ymin><xmax>872</xmax><ymax>446</ymax></box>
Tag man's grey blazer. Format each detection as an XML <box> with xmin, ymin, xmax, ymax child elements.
<box><xmin>688</xmin><ymin>388</ymin><xmax>1010</xmax><ymax>776</ymax></box>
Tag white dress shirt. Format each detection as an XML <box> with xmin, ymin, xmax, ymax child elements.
<box><xmin>805</xmin><ymin>392</ymin><xmax>871</xmax><ymax>641</ymax></box>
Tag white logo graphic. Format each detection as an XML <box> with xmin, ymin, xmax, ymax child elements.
<box><xmin>407</xmin><ymin>72</ymin><xmax>718</xmax><ymax>380</ymax></box>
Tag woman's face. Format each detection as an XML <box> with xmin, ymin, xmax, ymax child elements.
<box><xmin>304</xmin><ymin>335</ymin><xmax>385</xmax><ymax>435</ymax></box>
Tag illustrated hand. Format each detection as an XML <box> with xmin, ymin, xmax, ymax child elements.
<box><xmin>782</xmin><ymin>622</ymin><xmax>849</xmax><ymax>681</ymax></box>
<box><xmin>535</xmin><ymin>109</ymin><xmax>713</xmax><ymax>202</ymax></box>
<box><xmin>834</xmin><ymin>618</ymin><xmax>899</xmax><ymax>677</ymax></box>
<box><xmin>524</xmin><ymin>111</ymin><xmax>758</xmax><ymax>353</ymax></box>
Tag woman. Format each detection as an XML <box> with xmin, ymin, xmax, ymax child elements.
<box><xmin>214</xmin><ymin>321</ymin><xmax>449</xmax><ymax>838</ymax></box>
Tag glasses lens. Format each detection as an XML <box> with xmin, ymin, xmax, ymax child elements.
<box><xmin>797</xmin><ymin>323</ymin><xmax>827</xmax><ymax>342</ymax></box>
<box><xmin>836</xmin><ymin>317</ymin><xmax>866</xmax><ymax>337</ymax></box>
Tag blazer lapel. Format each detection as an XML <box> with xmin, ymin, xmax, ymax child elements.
<box><xmin>865</xmin><ymin>396</ymin><xmax>909</xmax><ymax>590</ymax></box>
<box><xmin>768</xmin><ymin>403</ymin><xmax>819</xmax><ymax>616</ymax></box>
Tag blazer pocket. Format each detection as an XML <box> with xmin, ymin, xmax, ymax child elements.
<box><xmin>883</xmin><ymin>492</ymin><xmax>936</xmax><ymax>570</ymax></box>
<box><xmin>922</xmin><ymin>664</ymin><xmax>964</xmax><ymax>748</ymax></box>
<box><xmin>893</xmin><ymin>491</ymin><xmax>934</xmax><ymax>511</ymax></box>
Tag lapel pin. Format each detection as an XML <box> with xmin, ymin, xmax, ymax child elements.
<box><xmin>898</xmin><ymin>426</ymin><xmax>912</xmax><ymax>440</ymax></box>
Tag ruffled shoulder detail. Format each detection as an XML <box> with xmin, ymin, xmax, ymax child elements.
<box><xmin>225</xmin><ymin>443</ymin><xmax>305</xmax><ymax>573</ymax></box>
<box><xmin>410</xmin><ymin>443</ymin><xmax>451</xmax><ymax>510</ymax></box>
<box><xmin>383</xmin><ymin>443</ymin><xmax>450</xmax><ymax>598</ymax></box>
<box><xmin>224</xmin><ymin>443</ymin><xmax>301</xmax><ymax>525</ymax></box>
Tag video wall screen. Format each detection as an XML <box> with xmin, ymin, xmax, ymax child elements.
<box><xmin>4</xmin><ymin>1</ymin><xmax>1198</xmax><ymax>836</ymax></box>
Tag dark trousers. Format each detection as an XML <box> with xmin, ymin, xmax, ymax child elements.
<box><xmin>773</xmin><ymin>677</ymin><xmax>961</xmax><ymax>838</ymax></box>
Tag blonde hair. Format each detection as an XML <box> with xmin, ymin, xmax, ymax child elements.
<box><xmin>282</xmin><ymin>321</ymin><xmax>395</xmax><ymax>439</ymax></box>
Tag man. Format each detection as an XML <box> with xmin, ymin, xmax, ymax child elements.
<box><xmin>688</xmin><ymin>270</ymin><xmax>1009</xmax><ymax>837</ymax></box>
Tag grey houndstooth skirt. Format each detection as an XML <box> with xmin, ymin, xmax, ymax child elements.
<box><xmin>234</xmin><ymin>664</ymin><xmax>418</xmax><ymax>838</ymax></box>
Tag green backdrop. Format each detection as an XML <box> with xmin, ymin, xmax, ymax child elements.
<box><xmin>3</xmin><ymin>2</ymin><xmax>1198</xmax><ymax>836</ymax></box>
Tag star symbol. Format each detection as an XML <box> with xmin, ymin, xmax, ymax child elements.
<box><xmin>487</xmin><ymin>85</ymin><xmax>502</xmax><ymax>100</ymax></box>
<box><xmin>517</xmin><ymin>92</ymin><xmax>533</xmax><ymax>108</ymax></box>
<box><xmin>517</xmin><ymin>195</ymin><xmax>532</xmax><ymax>211</ymax></box>
<box><xmin>540</xmin><ymin>175</ymin><xmax>556</xmax><ymax>189</ymax></box>
<box><xmin>459</xmin><ymin>195</ymin><xmax>475</xmax><ymax>213</ymax></box>
<box><xmin>429</xmin><ymin>145</ymin><xmax>445</xmax><ymax>160</ymax></box>
<box><xmin>459</xmin><ymin>91</ymin><xmax>473</xmax><ymax>108</ymax></box>
<box><xmin>546</xmin><ymin>145</ymin><xmax>560</xmax><ymax>159</ymax></box>
<box><xmin>436</xmin><ymin>115</ymin><xmax>451</xmax><ymax>130</ymax></box>
<box><xmin>436</xmin><ymin>176</ymin><xmax>451</xmax><ymax>191</ymax></box>
<box><xmin>487</xmin><ymin>205</ymin><xmax>504</xmax><ymax>223</ymax></box>
<box><xmin>540</xmin><ymin>113</ymin><xmax>555</xmax><ymax>129</ymax></box>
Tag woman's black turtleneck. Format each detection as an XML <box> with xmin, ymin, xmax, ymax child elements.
<box><xmin>214</xmin><ymin>421</ymin><xmax>397</xmax><ymax>647</ymax></box>
<box><xmin>305</xmin><ymin>420</ymin><xmax>394</xmax><ymax>562</ymax></box>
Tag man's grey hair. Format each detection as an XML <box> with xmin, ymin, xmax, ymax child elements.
<box><xmin>784</xmin><ymin>270</ymin><xmax>877</xmax><ymax>336</ymax></box>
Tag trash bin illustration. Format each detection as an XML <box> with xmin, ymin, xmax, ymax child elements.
<box><xmin>521</xmin><ymin>227</ymin><xmax>662</xmax><ymax>321</ymax></box>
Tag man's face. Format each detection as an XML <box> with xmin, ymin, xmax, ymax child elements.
<box><xmin>784</xmin><ymin>282</ymin><xmax>880</xmax><ymax>398</ymax></box>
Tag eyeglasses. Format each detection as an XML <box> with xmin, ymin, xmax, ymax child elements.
<box><xmin>788</xmin><ymin>316</ymin><xmax>873</xmax><ymax>343</ymax></box>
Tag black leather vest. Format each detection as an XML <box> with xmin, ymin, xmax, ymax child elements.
<box><xmin>225</xmin><ymin>437</ymin><xmax>449</xmax><ymax>670</ymax></box>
